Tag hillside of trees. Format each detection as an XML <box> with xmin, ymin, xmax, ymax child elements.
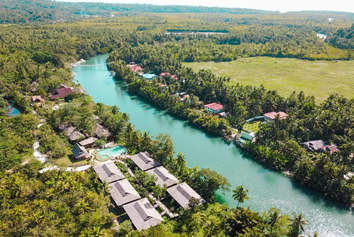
<box><xmin>1</xmin><ymin>0</ymin><xmax>353</xmax><ymax>24</ymax></box>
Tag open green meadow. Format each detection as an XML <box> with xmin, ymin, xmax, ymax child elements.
<box><xmin>184</xmin><ymin>57</ymin><xmax>354</xmax><ymax>102</ymax></box>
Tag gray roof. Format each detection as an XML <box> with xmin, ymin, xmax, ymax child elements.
<box><xmin>301</xmin><ymin>140</ymin><xmax>325</xmax><ymax>151</ymax></box>
<box><xmin>93</xmin><ymin>162</ymin><xmax>125</xmax><ymax>183</ymax></box>
<box><xmin>109</xmin><ymin>179</ymin><xmax>141</xmax><ymax>206</ymax></box>
<box><xmin>72</xmin><ymin>143</ymin><xmax>89</xmax><ymax>159</ymax></box>
<box><xmin>130</xmin><ymin>152</ymin><xmax>160</xmax><ymax>171</ymax></box>
<box><xmin>79</xmin><ymin>137</ymin><xmax>97</xmax><ymax>146</ymax></box>
<box><xmin>62</xmin><ymin>125</ymin><xmax>85</xmax><ymax>142</ymax></box>
<box><xmin>167</xmin><ymin>182</ymin><xmax>205</xmax><ymax>209</ymax></box>
<box><xmin>95</xmin><ymin>124</ymin><xmax>113</xmax><ymax>138</ymax></box>
<box><xmin>123</xmin><ymin>198</ymin><xmax>163</xmax><ymax>231</ymax></box>
<box><xmin>146</xmin><ymin>166</ymin><xmax>179</xmax><ymax>188</ymax></box>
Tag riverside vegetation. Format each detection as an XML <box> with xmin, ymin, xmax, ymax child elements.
<box><xmin>0</xmin><ymin>1</ymin><xmax>353</xmax><ymax>235</ymax></box>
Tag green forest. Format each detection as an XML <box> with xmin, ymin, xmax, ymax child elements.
<box><xmin>0</xmin><ymin>1</ymin><xmax>353</xmax><ymax>236</ymax></box>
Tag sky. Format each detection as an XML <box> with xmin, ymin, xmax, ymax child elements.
<box><xmin>59</xmin><ymin>0</ymin><xmax>354</xmax><ymax>13</ymax></box>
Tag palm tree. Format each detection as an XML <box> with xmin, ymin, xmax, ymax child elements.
<box><xmin>232</xmin><ymin>185</ymin><xmax>249</xmax><ymax>208</ymax></box>
<box><xmin>290</xmin><ymin>213</ymin><xmax>308</xmax><ymax>237</ymax></box>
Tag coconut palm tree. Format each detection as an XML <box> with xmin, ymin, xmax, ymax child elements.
<box><xmin>232</xmin><ymin>185</ymin><xmax>249</xmax><ymax>208</ymax></box>
<box><xmin>289</xmin><ymin>213</ymin><xmax>308</xmax><ymax>237</ymax></box>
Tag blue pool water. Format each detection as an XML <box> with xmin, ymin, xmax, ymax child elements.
<box><xmin>7</xmin><ymin>104</ymin><xmax>20</xmax><ymax>117</ymax></box>
<box><xmin>97</xmin><ymin>145</ymin><xmax>127</xmax><ymax>160</ymax></box>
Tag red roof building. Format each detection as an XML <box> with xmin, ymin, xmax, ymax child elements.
<box><xmin>160</xmin><ymin>72</ymin><xmax>171</xmax><ymax>77</ymax></box>
<box><xmin>50</xmin><ymin>87</ymin><xmax>73</xmax><ymax>100</ymax></box>
<box><xmin>264</xmin><ymin>112</ymin><xmax>288</xmax><ymax>120</ymax></box>
<box><xmin>321</xmin><ymin>145</ymin><xmax>339</xmax><ymax>154</ymax></box>
<box><xmin>31</xmin><ymin>96</ymin><xmax>45</xmax><ymax>103</ymax></box>
<box><xmin>128</xmin><ymin>64</ymin><xmax>143</xmax><ymax>73</ymax></box>
<box><xmin>204</xmin><ymin>103</ymin><xmax>224</xmax><ymax>114</ymax></box>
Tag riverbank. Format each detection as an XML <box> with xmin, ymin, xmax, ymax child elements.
<box><xmin>73</xmin><ymin>54</ymin><xmax>354</xmax><ymax>236</ymax></box>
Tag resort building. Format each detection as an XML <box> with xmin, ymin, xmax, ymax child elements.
<box><xmin>109</xmin><ymin>179</ymin><xmax>141</xmax><ymax>207</ymax></box>
<box><xmin>93</xmin><ymin>161</ymin><xmax>125</xmax><ymax>184</ymax></box>
<box><xmin>72</xmin><ymin>143</ymin><xmax>89</xmax><ymax>160</ymax></box>
<box><xmin>130</xmin><ymin>152</ymin><xmax>160</xmax><ymax>171</ymax></box>
<box><xmin>50</xmin><ymin>85</ymin><xmax>73</xmax><ymax>100</ymax></box>
<box><xmin>204</xmin><ymin>103</ymin><xmax>224</xmax><ymax>114</ymax></box>
<box><xmin>95</xmin><ymin>124</ymin><xmax>113</xmax><ymax>139</ymax></box>
<box><xmin>79</xmin><ymin>137</ymin><xmax>97</xmax><ymax>148</ymax></box>
<box><xmin>264</xmin><ymin>112</ymin><xmax>288</xmax><ymax>121</ymax></box>
<box><xmin>31</xmin><ymin>96</ymin><xmax>45</xmax><ymax>104</ymax></box>
<box><xmin>238</xmin><ymin>131</ymin><xmax>255</xmax><ymax>146</ymax></box>
<box><xmin>59</xmin><ymin>123</ymin><xmax>85</xmax><ymax>142</ymax></box>
<box><xmin>301</xmin><ymin>140</ymin><xmax>339</xmax><ymax>154</ymax></box>
<box><xmin>167</xmin><ymin>182</ymin><xmax>205</xmax><ymax>209</ymax></box>
<box><xmin>123</xmin><ymin>198</ymin><xmax>163</xmax><ymax>231</ymax></box>
<box><xmin>142</xmin><ymin>73</ymin><xmax>157</xmax><ymax>80</ymax></box>
<box><xmin>127</xmin><ymin>63</ymin><xmax>143</xmax><ymax>74</ymax></box>
<box><xmin>146</xmin><ymin>166</ymin><xmax>179</xmax><ymax>188</ymax></box>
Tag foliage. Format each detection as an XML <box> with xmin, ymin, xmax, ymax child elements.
<box><xmin>0</xmin><ymin>162</ymin><xmax>115</xmax><ymax>236</ymax></box>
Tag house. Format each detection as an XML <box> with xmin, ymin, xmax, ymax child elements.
<box><xmin>204</xmin><ymin>103</ymin><xmax>224</xmax><ymax>114</ymax></box>
<box><xmin>301</xmin><ymin>140</ymin><xmax>326</xmax><ymax>152</ymax></box>
<box><xmin>79</xmin><ymin>137</ymin><xmax>97</xmax><ymax>148</ymax></box>
<box><xmin>146</xmin><ymin>166</ymin><xmax>179</xmax><ymax>188</ymax></box>
<box><xmin>321</xmin><ymin>145</ymin><xmax>339</xmax><ymax>154</ymax></box>
<box><xmin>50</xmin><ymin>85</ymin><xmax>73</xmax><ymax>100</ymax></box>
<box><xmin>158</xmin><ymin>83</ymin><xmax>168</xmax><ymax>89</ymax></box>
<box><xmin>218</xmin><ymin>112</ymin><xmax>229</xmax><ymax>118</ymax></box>
<box><xmin>167</xmin><ymin>182</ymin><xmax>205</xmax><ymax>209</ymax></box>
<box><xmin>175</xmin><ymin>92</ymin><xmax>190</xmax><ymax>102</ymax></box>
<box><xmin>72</xmin><ymin>143</ymin><xmax>89</xmax><ymax>160</ymax></box>
<box><xmin>95</xmin><ymin>124</ymin><xmax>113</xmax><ymax>139</ymax></box>
<box><xmin>31</xmin><ymin>96</ymin><xmax>45</xmax><ymax>104</ymax></box>
<box><xmin>170</xmin><ymin>75</ymin><xmax>178</xmax><ymax>80</ymax></box>
<box><xmin>160</xmin><ymin>72</ymin><xmax>171</xmax><ymax>77</ymax></box>
<box><xmin>264</xmin><ymin>112</ymin><xmax>288</xmax><ymax>121</ymax></box>
<box><xmin>130</xmin><ymin>152</ymin><xmax>160</xmax><ymax>171</ymax></box>
<box><xmin>238</xmin><ymin>131</ymin><xmax>255</xmax><ymax>146</ymax></box>
<box><xmin>301</xmin><ymin>140</ymin><xmax>339</xmax><ymax>155</ymax></box>
<box><xmin>109</xmin><ymin>179</ymin><xmax>141</xmax><ymax>207</ymax></box>
<box><xmin>59</xmin><ymin>123</ymin><xmax>85</xmax><ymax>142</ymax></box>
<box><xmin>142</xmin><ymin>74</ymin><xmax>157</xmax><ymax>80</ymax></box>
<box><xmin>123</xmin><ymin>198</ymin><xmax>163</xmax><ymax>231</ymax></box>
<box><xmin>128</xmin><ymin>64</ymin><xmax>143</xmax><ymax>73</ymax></box>
<box><xmin>93</xmin><ymin>161</ymin><xmax>125</xmax><ymax>184</ymax></box>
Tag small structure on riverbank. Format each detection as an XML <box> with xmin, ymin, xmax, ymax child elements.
<box><xmin>50</xmin><ymin>85</ymin><xmax>73</xmax><ymax>100</ymax></box>
<box><xmin>72</xmin><ymin>143</ymin><xmax>89</xmax><ymax>160</ymax></box>
<box><xmin>123</xmin><ymin>198</ymin><xmax>163</xmax><ymax>231</ymax></box>
<box><xmin>109</xmin><ymin>179</ymin><xmax>141</xmax><ymax>207</ymax></box>
<box><xmin>131</xmin><ymin>152</ymin><xmax>160</xmax><ymax>171</ymax></box>
<box><xmin>204</xmin><ymin>103</ymin><xmax>224</xmax><ymax>114</ymax></box>
<box><xmin>237</xmin><ymin>131</ymin><xmax>256</xmax><ymax>146</ymax></box>
<box><xmin>146</xmin><ymin>166</ymin><xmax>179</xmax><ymax>188</ymax></box>
<box><xmin>167</xmin><ymin>182</ymin><xmax>205</xmax><ymax>209</ymax></box>
<box><xmin>264</xmin><ymin>111</ymin><xmax>288</xmax><ymax>121</ymax></box>
<box><xmin>94</xmin><ymin>161</ymin><xmax>125</xmax><ymax>183</ymax></box>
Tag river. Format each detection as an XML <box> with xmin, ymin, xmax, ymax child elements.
<box><xmin>73</xmin><ymin>54</ymin><xmax>353</xmax><ymax>236</ymax></box>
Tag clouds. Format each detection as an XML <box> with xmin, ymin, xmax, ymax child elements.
<box><xmin>58</xmin><ymin>0</ymin><xmax>354</xmax><ymax>13</ymax></box>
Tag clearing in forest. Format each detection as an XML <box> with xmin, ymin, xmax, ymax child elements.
<box><xmin>184</xmin><ymin>57</ymin><xmax>354</xmax><ymax>102</ymax></box>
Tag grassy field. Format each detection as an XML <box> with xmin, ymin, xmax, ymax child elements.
<box><xmin>243</xmin><ymin>121</ymin><xmax>262</xmax><ymax>133</ymax></box>
<box><xmin>183</xmin><ymin>57</ymin><xmax>354</xmax><ymax>102</ymax></box>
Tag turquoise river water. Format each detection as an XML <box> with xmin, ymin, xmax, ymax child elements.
<box><xmin>73</xmin><ymin>54</ymin><xmax>353</xmax><ymax>236</ymax></box>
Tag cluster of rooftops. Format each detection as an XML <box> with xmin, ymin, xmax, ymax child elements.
<box><xmin>93</xmin><ymin>151</ymin><xmax>205</xmax><ymax>231</ymax></box>
<box><xmin>127</xmin><ymin>62</ymin><xmax>179</xmax><ymax>82</ymax></box>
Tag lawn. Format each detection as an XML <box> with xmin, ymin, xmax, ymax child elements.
<box><xmin>53</xmin><ymin>156</ymin><xmax>89</xmax><ymax>167</ymax></box>
<box><xmin>243</xmin><ymin>121</ymin><xmax>262</xmax><ymax>133</ymax></box>
<box><xmin>183</xmin><ymin>57</ymin><xmax>354</xmax><ymax>103</ymax></box>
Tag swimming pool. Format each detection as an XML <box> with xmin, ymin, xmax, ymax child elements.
<box><xmin>97</xmin><ymin>145</ymin><xmax>127</xmax><ymax>161</ymax></box>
